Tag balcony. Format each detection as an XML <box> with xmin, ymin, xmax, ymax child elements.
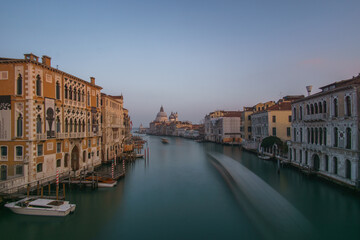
<box><xmin>303</xmin><ymin>113</ymin><xmax>327</xmax><ymax>122</ymax></box>
<box><xmin>56</xmin><ymin>132</ymin><xmax>67</xmax><ymax>139</ymax></box>
<box><xmin>36</xmin><ymin>133</ymin><xmax>47</xmax><ymax>141</ymax></box>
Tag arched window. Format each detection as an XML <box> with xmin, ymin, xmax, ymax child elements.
<box><xmin>87</xmin><ymin>119</ymin><xmax>90</xmax><ymax>132</ymax></box>
<box><xmin>293</xmin><ymin>108</ymin><xmax>296</xmax><ymax>121</ymax></box>
<box><xmin>65</xmin><ymin>118</ymin><xmax>68</xmax><ymax>133</ymax></box>
<box><xmin>82</xmin><ymin>120</ymin><xmax>85</xmax><ymax>132</ymax></box>
<box><xmin>315</xmin><ymin>128</ymin><xmax>318</xmax><ymax>145</ymax></box>
<box><xmin>293</xmin><ymin>128</ymin><xmax>296</xmax><ymax>142</ymax></box>
<box><xmin>96</xmin><ymin>95</ymin><xmax>99</xmax><ymax>108</ymax></box>
<box><xmin>334</xmin><ymin>127</ymin><xmax>338</xmax><ymax>147</ymax></box>
<box><xmin>345</xmin><ymin>96</ymin><xmax>351</xmax><ymax>117</ymax></box>
<box><xmin>300</xmin><ymin>128</ymin><xmax>303</xmax><ymax>142</ymax></box>
<box><xmin>17</xmin><ymin>114</ymin><xmax>23</xmax><ymax>137</ymax></box>
<box><xmin>82</xmin><ymin>90</ymin><xmax>85</xmax><ymax>102</ymax></box>
<box><xmin>56</xmin><ymin>81</ymin><xmax>60</xmax><ymax>100</ymax></box>
<box><xmin>311</xmin><ymin>128</ymin><xmax>314</xmax><ymax>144</ymax></box>
<box><xmin>78</xmin><ymin>90</ymin><xmax>81</xmax><ymax>101</ymax></box>
<box><xmin>56</xmin><ymin>117</ymin><xmax>61</xmax><ymax>133</ymax></box>
<box><xmin>314</xmin><ymin>103</ymin><xmax>318</xmax><ymax>114</ymax></box>
<box><xmin>319</xmin><ymin>102</ymin><xmax>322</xmax><ymax>113</ymax></box>
<box><xmin>307</xmin><ymin>128</ymin><xmax>310</xmax><ymax>143</ymax></box>
<box><xmin>299</xmin><ymin>106</ymin><xmax>303</xmax><ymax>120</ymax></box>
<box><xmin>319</xmin><ymin>128</ymin><xmax>323</xmax><ymax>145</ymax></box>
<box><xmin>325</xmin><ymin>155</ymin><xmax>329</xmax><ymax>171</ymax></box>
<box><xmin>87</xmin><ymin>91</ymin><xmax>90</xmax><ymax>106</ymax></box>
<box><xmin>324</xmin><ymin>127</ymin><xmax>327</xmax><ymax>146</ymax></box>
<box><xmin>74</xmin><ymin>120</ymin><xmax>77</xmax><ymax>132</ymax></box>
<box><xmin>310</xmin><ymin>104</ymin><xmax>314</xmax><ymax>115</ymax></box>
<box><xmin>17</xmin><ymin>74</ymin><xmax>22</xmax><ymax>95</ymax></box>
<box><xmin>69</xmin><ymin>119</ymin><xmax>73</xmax><ymax>132</ymax></box>
<box><xmin>306</xmin><ymin>105</ymin><xmax>310</xmax><ymax>115</ymax></box>
<box><xmin>36</xmin><ymin>115</ymin><xmax>42</xmax><ymax>133</ymax></box>
<box><xmin>333</xmin><ymin>98</ymin><xmax>338</xmax><ymax>117</ymax></box>
<box><xmin>74</xmin><ymin>88</ymin><xmax>77</xmax><ymax>101</ymax></box>
<box><xmin>323</xmin><ymin>101</ymin><xmax>327</xmax><ymax>113</ymax></box>
<box><xmin>333</xmin><ymin>157</ymin><xmax>338</xmax><ymax>174</ymax></box>
<box><xmin>345</xmin><ymin>159</ymin><xmax>351</xmax><ymax>179</ymax></box>
<box><xmin>64</xmin><ymin>85</ymin><xmax>68</xmax><ymax>99</ymax></box>
<box><xmin>36</xmin><ymin>75</ymin><xmax>41</xmax><ymax>96</ymax></box>
<box><xmin>346</xmin><ymin>127</ymin><xmax>351</xmax><ymax>149</ymax></box>
<box><xmin>79</xmin><ymin>120</ymin><xmax>82</xmax><ymax>132</ymax></box>
<box><xmin>69</xmin><ymin>86</ymin><xmax>72</xmax><ymax>100</ymax></box>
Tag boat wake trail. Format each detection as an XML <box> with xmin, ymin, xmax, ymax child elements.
<box><xmin>208</xmin><ymin>152</ymin><xmax>316</xmax><ymax>240</ymax></box>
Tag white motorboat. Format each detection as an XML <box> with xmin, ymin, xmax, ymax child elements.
<box><xmin>5</xmin><ymin>197</ymin><xmax>76</xmax><ymax>217</ymax></box>
<box><xmin>258</xmin><ymin>154</ymin><xmax>271</xmax><ymax>160</ymax></box>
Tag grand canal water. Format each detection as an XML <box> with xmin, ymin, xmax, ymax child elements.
<box><xmin>1</xmin><ymin>135</ymin><xmax>360</xmax><ymax>240</ymax></box>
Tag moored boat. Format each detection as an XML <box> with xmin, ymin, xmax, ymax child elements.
<box><xmin>258</xmin><ymin>154</ymin><xmax>271</xmax><ymax>160</ymax></box>
<box><xmin>5</xmin><ymin>197</ymin><xmax>76</xmax><ymax>217</ymax></box>
<box><xmin>85</xmin><ymin>176</ymin><xmax>117</xmax><ymax>188</ymax></box>
<box><xmin>161</xmin><ymin>138</ymin><xmax>169</xmax><ymax>144</ymax></box>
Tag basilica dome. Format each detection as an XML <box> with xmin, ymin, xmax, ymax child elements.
<box><xmin>155</xmin><ymin>106</ymin><xmax>168</xmax><ymax>122</ymax></box>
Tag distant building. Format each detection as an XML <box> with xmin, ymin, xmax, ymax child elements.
<box><xmin>240</xmin><ymin>107</ymin><xmax>254</xmax><ymax>142</ymax></box>
<box><xmin>101</xmin><ymin>94</ymin><xmax>124</xmax><ymax>163</ymax></box>
<box><xmin>204</xmin><ymin>111</ymin><xmax>242</xmax><ymax>144</ymax></box>
<box><xmin>290</xmin><ymin>75</ymin><xmax>360</xmax><ymax>188</ymax></box>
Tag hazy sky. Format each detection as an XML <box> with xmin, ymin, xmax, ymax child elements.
<box><xmin>1</xmin><ymin>0</ymin><xmax>360</xmax><ymax>127</ymax></box>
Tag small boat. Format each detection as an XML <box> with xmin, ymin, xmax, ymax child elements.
<box><xmin>5</xmin><ymin>197</ymin><xmax>76</xmax><ymax>217</ymax></box>
<box><xmin>161</xmin><ymin>138</ymin><xmax>169</xmax><ymax>144</ymax></box>
<box><xmin>258</xmin><ymin>154</ymin><xmax>271</xmax><ymax>160</ymax></box>
<box><xmin>85</xmin><ymin>176</ymin><xmax>117</xmax><ymax>188</ymax></box>
<box><xmin>136</xmin><ymin>154</ymin><xmax>144</xmax><ymax>158</ymax></box>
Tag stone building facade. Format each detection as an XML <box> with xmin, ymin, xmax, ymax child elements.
<box><xmin>0</xmin><ymin>53</ymin><xmax>102</xmax><ymax>191</ymax></box>
<box><xmin>290</xmin><ymin>76</ymin><xmax>360</xmax><ymax>187</ymax></box>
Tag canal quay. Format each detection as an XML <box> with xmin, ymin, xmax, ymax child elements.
<box><xmin>1</xmin><ymin>135</ymin><xmax>360</xmax><ymax>240</ymax></box>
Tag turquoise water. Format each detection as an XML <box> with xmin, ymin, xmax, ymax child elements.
<box><xmin>1</xmin><ymin>135</ymin><xmax>360</xmax><ymax>240</ymax></box>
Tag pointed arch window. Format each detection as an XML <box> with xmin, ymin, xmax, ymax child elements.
<box><xmin>323</xmin><ymin>128</ymin><xmax>327</xmax><ymax>146</ymax></box>
<box><xmin>65</xmin><ymin>118</ymin><xmax>68</xmax><ymax>133</ymax></box>
<box><xmin>17</xmin><ymin>74</ymin><xmax>22</xmax><ymax>95</ymax></box>
<box><xmin>17</xmin><ymin>114</ymin><xmax>23</xmax><ymax>137</ymax></box>
<box><xmin>334</xmin><ymin>127</ymin><xmax>338</xmax><ymax>147</ymax></box>
<box><xmin>346</xmin><ymin>127</ymin><xmax>351</xmax><ymax>149</ymax></box>
<box><xmin>56</xmin><ymin>116</ymin><xmax>61</xmax><ymax>133</ymax></box>
<box><xmin>64</xmin><ymin>85</ymin><xmax>68</xmax><ymax>99</ymax></box>
<box><xmin>36</xmin><ymin>115</ymin><xmax>42</xmax><ymax>134</ymax></box>
<box><xmin>345</xmin><ymin>96</ymin><xmax>351</xmax><ymax>117</ymax></box>
<box><xmin>314</xmin><ymin>103</ymin><xmax>318</xmax><ymax>114</ymax></box>
<box><xmin>87</xmin><ymin>91</ymin><xmax>90</xmax><ymax>106</ymax></box>
<box><xmin>87</xmin><ymin>119</ymin><xmax>90</xmax><ymax>132</ymax></box>
<box><xmin>333</xmin><ymin>98</ymin><xmax>338</xmax><ymax>117</ymax></box>
<box><xmin>74</xmin><ymin>120</ymin><xmax>77</xmax><ymax>133</ymax></box>
<box><xmin>56</xmin><ymin>81</ymin><xmax>60</xmax><ymax>100</ymax></box>
<box><xmin>319</xmin><ymin>102</ymin><xmax>322</xmax><ymax>113</ymax></box>
<box><xmin>82</xmin><ymin>120</ymin><xmax>85</xmax><ymax>132</ymax></box>
<box><xmin>69</xmin><ymin>86</ymin><xmax>72</xmax><ymax>100</ymax></box>
<box><xmin>78</xmin><ymin>89</ymin><xmax>81</xmax><ymax>101</ymax></box>
<box><xmin>74</xmin><ymin>88</ymin><xmax>77</xmax><ymax>101</ymax></box>
<box><xmin>36</xmin><ymin>75</ymin><xmax>41</xmax><ymax>96</ymax></box>
<box><xmin>310</xmin><ymin>104</ymin><xmax>314</xmax><ymax>115</ymax></box>
<box><xmin>82</xmin><ymin>90</ymin><xmax>85</xmax><ymax>102</ymax></box>
<box><xmin>299</xmin><ymin>106</ymin><xmax>303</xmax><ymax>120</ymax></box>
<box><xmin>69</xmin><ymin>119</ymin><xmax>73</xmax><ymax>132</ymax></box>
<box><xmin>333</xmin><ymin>157</ymin><xmax>338</xmax><ymax>174</ymax></box>
<box><xmin>323</xmin><ymin>101</ymin><xmax>327</xmax><ymax>113</ymax></box>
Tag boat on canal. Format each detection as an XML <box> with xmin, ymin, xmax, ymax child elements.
<box><xmin>85</xmin><ymin>176</ymin><xmax>117</xmax><ymax>188</ymax></box>
<box><xmin>5</xmin><ymin>197</ymin><xmax>76</xmax><ymax>217</ymax></box>
<box><xmin>258</xmin><ymin>154</ymin><xmax>271</xmax><ymax>160</ymax></box>
<box><xmin>161</xmin><ymin>138</ymin><xmax>169</xmax><ymax>144</ymax></box>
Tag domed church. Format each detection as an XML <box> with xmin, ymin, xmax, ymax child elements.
<box><xmin>154</xmin><ymin>106</ymin><xmax>168</xmax><ymax>122</ymax></box>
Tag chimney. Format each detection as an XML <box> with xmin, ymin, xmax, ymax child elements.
<box><xmin>24</xmin><ymin>53</ymin><xmax>39</xmax><ymax>62</ymax></box>
<box><xmin>90</xmin><ymin>77</ymin><xmax>95</xmax><ymax>85</ymax></box>
<box><xmin>41</xmin><ymin>55</ymin><xmax>51</xmax><ymax>67</ymax></box>
<box><xmin>306</xmin><ymin>85</ymin><xmax>313</xmax><ymax>96</ymax></box>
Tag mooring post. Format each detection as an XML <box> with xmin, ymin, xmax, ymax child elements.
<box><xmin>63</xmin><ymin>183</ymin><xmax>66</xmax><ymax>198</ymax></box>
<box><xmin>56</xmin><ymin>185</ymin><xmax>59</xmax><ymax>200</ymax></box>
<box><xmin>48</xmin><ymin>183</ymin><xmax>51</xmax><ymax>195</ymax></box>
<box><xmin>37</xmin><ymin>182</ymin><xmax>40</xmax><ymax>196</ymax></box>
<box><xmin>277</xmin><ymin>158</ymin><xmax>280</xmax><ymax>174</ymax></box>
<box><xmin>27</xmin><ymin>184</ymin><xmax>30</xmax><ymax>197</ymax></box>
<box><xmin>41</xmin><ymin>186</ymin><xmax>43</xmax><ymax>197</ymax></box>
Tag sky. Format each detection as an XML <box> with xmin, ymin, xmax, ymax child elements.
<box><xmin>1</xmin><ymin>0</ymin><xmax>360</xmax><ymax>127</ymax></box>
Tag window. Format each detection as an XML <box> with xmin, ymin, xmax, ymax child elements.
<box><xmin>306</xmin><ymin>105</ymin><xmax>310</xmax><ymax>115</ymax></box>
<box><xmin>37</xmin><ymin>163</ymin><xmax>43</xmax><ymax>173</ymax></box>
<box><xmin>315</xmin><ymin>128</ymin><xmax>318</xmax><ymax>145</ymax></box>
<box><xmin>346</xmin><ymin>127</ymin><xmax>351</xmax><ymax>149</ymax></box>
<box><xmin>305</xmin><ymin>151</ymin><xmax>308</xmax><ymax>165</ymax></box>
<box><xmin>248</xmin><ymin>126</ymin><xmax>251</xmax><ymax>132</ymax></box>
<box><xmin>88</xmin><ymin>153</ymin><xmax>91</xmax><ymax>159</ymax></box>
<box><xmin>324</xmin><ymin>128</ymin><xmax>327</xmax><ymax>146</ymax></box>
<box><xmin>56</xmin><ymin>81</ymin><xmax>60</xmax><ymax>100</ymax></box>
<box><xmin>57</xmin><ymin>142</ymin><xmax>61</xmax><ymax>153</ymax></box>
<box><xmin>16</xmin><ymin>165</ymin><xmax>23</xmax><ymax>175</ymax></box>
<box><xmin>334</xmin><ymin>127</ymin><xmax>338</xmax><ymax>147</ymax></box>
<box><xmin>87</xmin><ymin>91</ymin><xmax>90</xmax><ymax>106</ymax></box>
<box><xmin>333</xmin><ymin>98</ymin><xmax>338</xmax><ymax>117</ymax></box>
<box><xmin>64</xmin><ymin>85</ymin><xmax>68</xmax><ymax>99</ymax></box>
<box><xmin>311</xmin><ymin>128</ymin><xmax>314</xmax><ymax>144</ymax></box>
<box><xmin>17</xmin><ymin>74</ymin><xmax>22</xmax><ymax>95</ymax></box>
<box><xmin>272</xmin><ymin>127</ymin><xmax>276</xmax><ymax>136</ymax></box>
<box><xmin>310</xmin><ymin>104</ymin><xmax>314</xmax><ymax>114</ymax></box>
<box><xmin>1</xmin><ymin>165</ymin><xmax>7</xmax><ymax>180</ymax></box>
<box><xmin>288</xmin><ymin>115</ymin><xmax>292</xmax><ymax>122</ymax></box>
<box><xmin>65</xmin><ymin>118</ymin><xmax>68</xmax><ymax>132</ymax></box>
<box><xmin>36</xmin><ymin>75</ymin><xmax>41</xmax><ymax>96</ymax></box>
<box><xmin>17</xmin><ymin>114</ymin><xmax>23</xmax><ymax>137</ymax></box>
<box><xmin>292</xmin><ymin>128</ymin><xmax>295</xmax><ymax>140</ymax></box>
<box><xmin>37</xmin><ymin>144</ymin><xmax>43</xmax><ymax>156</ymax></box>
<box><xmin>318</xmin><ymin>102</ymin><xmax>322</xmax><ymax>113</ymax></box>
<box><xmin>82</xmin><ymin>90</ymin><xmax>85</xmax><ymax>102</ymax></box>
<box><xmin>1</xmin><ymin>146</ymin><xmax>8</xmax><ymax>159</ymax></box>
<box><xmin>333</xmin><ymin>157</ymin><xmax>338</xmax><ymax>174</ymax></box>
<box><xmin>74</xmin><ymin>88</ymin><xmax>77</xmax><ymax>101</ymax></box>
<box><xmin>15</xmin><ymin>146</ymin><xmax>23</xmax><ymax>158</ymax></box>
<box><xmin>97</xmin><ymin>151</ymin><xmax>99</xmax><ymax>156</ymax></box>
<box><xmin>56</xmin><ymin>117</ymin><xmax>61</xmax><ymax>133</ymax></box>
<box><xmin>64</xmin><ymin>154</ymin><xmax>69</xmax><ymax>167</ymax></box>
<box><xmin>325</xmin><ymin>155</ymin><xmax>329</xmax><ymax>171</ymax></box>
<box><xmin>299</xmin><ymin>106</ymin><xmax>303</xmax><ymax>120</ymax></box>
<box><xmin>96</xmin><ymin>95</ymin><xmax>99</xmax><ymax>107</ymax></box>
<box><xmin>69</xmin><ymin>119</ymin><xmax>73</xmax><ymax>132</ymax></box>
<box><xmin>307</xmin><ymin>128</ymin><xmax>310</xmax><ymax>144</ymax></box>
<box><xmin>293</xmin><ymin>108</ymin><xmax>296</xmax><ymax>121</ymax></box>
<box><xmin>97</xmin><ymin>138</ymin><xmax>100</xmax><ymax>146</ymax></box>
<box><xmin>345</xmin><ymin>160</ymin><xmax>351</xmax><ymax>179</ymax></box>
<box><xmin>314</xmin><ymin>103</ymin><xmax>318</xmax><ymax>114</ymax></box>
<box><xmin>272</xmin><ymin>116</ymin><xmax>276</xmax><ymax>123</ymax></box>
<box><xmin>323</xmin><ymin>101</ymin><xmax>327</xmax><ymax>113</ymax></box>
<box><xmin>248</xmin><ymin>115</ymin><xmax>251</xmax><ymax>121</ymax></box>
<box><xmin>36</xmin><ymin>115</ymin><xmax>42</xmax><ymax>134</ymax></box>
<box><xmin>69</xmin><ymin>86</ymin><xmax>72</xmax><ymax>100</ymax></box>
<box><xmin>345</xmin><ymin>96</ymin><xmax>351</xmax><ymax>117</ymax></box>
<box><xmin>88</xmin><ymin>140</ymin><xmax>91</xmax><ymax>148</ymax></box>
<box><xmin>319</xmin><ymin>128</ymin><xmax>323</xmax><ymax>145</ymax></box>
<box><xmin>300</xmin><ymin>128</ymin><xmax>302</xmax><ymax>142</ymax></box>
<box><xmin>299</xmin><ymin>150</ymin><xmax>302</xmax><ymax>163</ymax></box>
<box><xmin>56</xmin><ymin>159</ymin><xmax>61</xmax><ymax>168</ymax></box>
